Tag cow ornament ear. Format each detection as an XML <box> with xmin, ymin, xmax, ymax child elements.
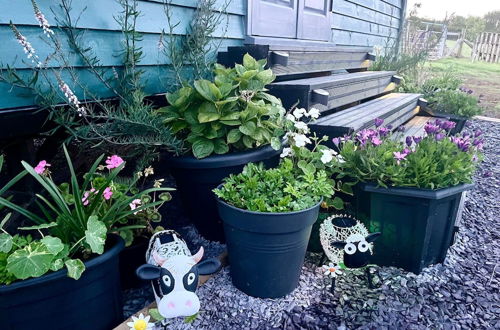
<box><xmin>197</xmin><ymin>258</ymin><xmax>222</xmax><ymax>275</ymax></box>
<box><xmin>366</xmin><ymin>232</ymin><xmax>381</xmax><ymax>243</ymax></box>
<box><xmin>136</xmin><ymin>264</ymin><xmax>162</xmax><ymax>280</ymax></box>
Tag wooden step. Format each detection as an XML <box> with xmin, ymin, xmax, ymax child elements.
<box><xmin>218</xmin><ymin>44</ymin><xmax>374</xmax><ymax>80</ymax></box>
<box><xmin>392</xmin><ymin>116</ymin><xmax>435</xmax><ymax>141</ymax></box>
<box><xmin>310</xmin><ymin>93</ymin><xmax>423</xmax><ymax>140</ymax></box>
<box><xmin>268</xmin><ymin>71</ymin><xmax>399</xmax><ymax>112</ymax></box>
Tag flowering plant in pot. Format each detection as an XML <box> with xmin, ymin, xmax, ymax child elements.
<box><xmin>157</xmin><ymin>54</ymin><xmax>286</xmax><ymax>241</ymax></box>
<box><xmin>335</xmin><ymin>118</ymin><xmax>483</xmax><ymax>273</ymax></box>
<box><xmin>213</xmin><ymin>107</ymin><xmax>347</xmax><ymax>298</ymax></box>
<box><xmin>0</xmin><ymin>146</ymin><xmax>173</xmax><ymax>329</ymax></box>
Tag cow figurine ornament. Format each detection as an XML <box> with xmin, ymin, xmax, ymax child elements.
<box><xmin>136</xmin><ymin>230</ymin><xmax>222</xmax><ymax>319</ymax></box>
<box><xmin>319</xmin><ymin>214</ymin><xmax>381</xmax><ymax>290</ymax></box>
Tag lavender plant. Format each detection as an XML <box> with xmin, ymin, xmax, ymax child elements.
<box><xmin>336</xmin><ymin>118</ymin><xmax>483</xmax><ymax>189</ymax></box>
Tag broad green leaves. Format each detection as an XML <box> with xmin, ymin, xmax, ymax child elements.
<box><xmin>65</xmin><ymin>259</ymin><xmax>85</xmax><ymax>280</ymax></box>
<box><xmin>192</xmin><ymin>138</ymin><xmax>215</xmax><ymax>159</ymax></box>
<box><xmin>40</xmin><ymin>236</ymin><xmax>64</xmax><ymax>254</ymax></box>
<box><xmin>7</xmin><ymin>242</ymin><xmax>54</xmax><ymax>280</ymax></box>
<box><xmin>0</xmin><ymin>233</ymin><xmax>13</xmax><ymax>253</ymax></box>
<box><xmin>85</xmin><ymin>216</ymin><xmax>107</xmax><ymax>254</ymax></box>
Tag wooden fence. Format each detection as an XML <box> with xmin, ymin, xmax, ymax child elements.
<box><xmin>472</xmin><ymin>32</ymin><xmax>500</xmax><ymax>63</ymax></box>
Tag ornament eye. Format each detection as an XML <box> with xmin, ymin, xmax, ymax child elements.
<box><xmin>344</xmin><ymin>243</ymin><xmax>356</xmax><ymax>255</ymax></box>
<box><xmin>162</xmin><ymin>274</ymin><xmax>172</xmax><ymax>287</ymax></box>
<box><xmin>187</xmin><ymin>272</ymin><xmax>196</xmax><ymax>285</ymax></box>
<box><xmin>358</xmin><ymin>241</ymin><xmax>369</xmax><ymax>252</ymax></box>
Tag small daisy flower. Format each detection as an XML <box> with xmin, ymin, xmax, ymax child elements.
<box><xmin>126</xmin><ymin>313</ymin><xmax>154</xmax><ymax>330</ymax></box>
<box><xmin>322</xmin><ymin>263</ymin><xmax>342</xmax><ymax>278</ymax></box>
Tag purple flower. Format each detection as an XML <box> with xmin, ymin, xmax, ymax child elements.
<box><xmin>434</xmin><ymin>119</ymin><xmax>442</xmax><ymax>127</ymax></box>
<box><xmin>413</xmin><ymin>136</ymin><xmax>423</xmax><ymax>144</ymax></box>
<box><xmin>378</xmin><ymin>127</ymin><xmax>390</xmax><ymax>137</ymax></box>
<box><xmin>393</xmin><ymin>151</ymin><xmax>407</xmax><ymax>165</ymax></box>
<box><xmin>472</xmin><ymin>138</ymin><xmax>484</xmax><ymax>150</ymax></box>
<box><xmin>474</xmin><ymin>129</ymin><xmax>482</xmax><ymax>138</ymax></box>
<box><xmin>374</xmin><ymin>118</ymin><xmax>384</xmax><ymax>127</ymax></box>
<box><xmin>332</xmin><ymin>137</ymin><xmax>340</xmax><ymax>146</ymax></box>
<box><xmin>371</xmin><ymin>136</ymin><xmax>382</xmax><ymax>146</ymax></box>
<box><xmin>396</xmin><ymin>125</ymin><xmax>404</xmax><ymax>132</ymax></box>
<box><xmin>403</xmin><ymin>148</ymin><xmax>412</xmax><ymax>155</ymax></box>
<box><xmin>405</xmin><ymin>136</ymin><xmax>413</xmax><ymax>147</ymax></box>
<box><xmin>439</xmin><ymin>120</ymin><xmax>456</xmax><ymax>131</ymax></box>
<box><xmin>424</xmin><ymin>123</ymin><xmax>440</xmax><ymax>135</ymax></box>
<box><xmin>451</xmin><ymin>136</ymin><xmax>471</xmax><ymax>152</ymax></box>
<box><xmin>435</xmin><ymin>133</ymin><xmax>445</xmax><ymax>141</ymax></box>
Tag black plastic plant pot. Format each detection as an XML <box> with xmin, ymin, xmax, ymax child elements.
<box><xmin>356</xmin><ymin>183</ymin><xmax>474</xmax><ymax>274</ymax></box>
<box><xmin>216</xmin><ymin>195</ymin><xmax>321</xmax><ymax>298</ymax></box>
<box><xmin>119</xmin><ymin>237</ymin><xmax>149</xmax><ymax>289</ymax></box>
<box><xmin>0</xmin><ymin>235</ymin><xmax>125</xmax><ymax>330</ymax></box>
<box><xmin>164</xmin><ymin>144</ymin><xmax>281</xmax><ymax>242</ymax></box>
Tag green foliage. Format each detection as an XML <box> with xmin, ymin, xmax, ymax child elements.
<box><xmin>427</xmin><ymin>90</ymin><xmax>482</xmax><ymax>118</ymax></box>
<box><xmin>336</xmin><ymin>122</ymin><xmax>482</xmax><ymax>189</ymax></box>
<box><xmin>0</xmin><ymin>146</ymin><xmax>173</xmax><ymax>284</ymax></box>
<box><xmin>159</xmin><ymin>54</ymin><xmax>285</xmax><ymax>158</ymax></box>
<box><xmin>214</xmin><ymin>159</ymin><xmax>333</xmax><ymax>213</ymax></box>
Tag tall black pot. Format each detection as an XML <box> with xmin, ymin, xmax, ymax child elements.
<box><xmin>0</xmin><ymin>235</ymin><xmax>125</xmax><ymax>330</ymax></box>
<box><xmin>355</xmin><ymin>183</ymin><xmax>473</xmax><ymax>274</ymax></box>
<box><xmin>164</xmin><ymin>145</ymin><xmax>281</xmax><ymax>242</ymax></box>
<box><xmin>119</xmin><ymin>237</ymin><xmax>149</xmax><ymax>289</ymax></box>
<box><xmin>216</xmin><ymin>195</ymin><xmax>321</xmax><ymax>298</ymax></box>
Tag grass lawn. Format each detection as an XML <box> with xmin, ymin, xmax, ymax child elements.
<box><xmin>445</xmin><ymin>40</ymin><xmax>472</xmax><ymax>58</ymax></box>
<box><xmin>428</xmin><ymin>58</ymin><xmax>500</xmax><ymax>118</ymax></box>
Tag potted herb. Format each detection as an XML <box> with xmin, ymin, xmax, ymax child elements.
<box><xmin>213</xmin><ymin>108</ymin><xmax>343</xmax><ymax>298</ymax></box>
<box><xmin>158</xmin><ymin>54</ymin><xmax>285</xmax><ymax>241</ymax></box>
<box><xmin>0</xmin><ymin>146</ymin><xmax>172</xmax><ymax>329</ymax></box>
<box><xmin>336</xmin><ymin>119</ymin><xmax>483</xmax><ymax>273</ymax></box>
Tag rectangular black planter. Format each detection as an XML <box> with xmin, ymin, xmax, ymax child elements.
<box><xmin>355</xmin><ymin>183</ymin><xmax>474</xmax><ymax>274</ymax></box>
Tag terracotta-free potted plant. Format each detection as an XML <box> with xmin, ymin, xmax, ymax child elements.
<box><xmin>213</xmin><ymin>109</ymin><xmax>345</xmax><ymax>298</ymax></box>
<box><xmin>336</xmin><ymin>118</ymin><xmax>483</xmax><ymax>274</ymax></box>
<box><xmin>158</xmin><ymin>54</ymin><xmax>286</xmax><ymax>241</ymax></box>
<box><xmin>0</xmin><ymin>146</ymin><xmax>173</xmax><ymax>329</ymax></box>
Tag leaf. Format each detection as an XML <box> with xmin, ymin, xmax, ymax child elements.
<box><xmin>239</xmin><ymin>121</ymin><xmax>256</xmax><ymax>136</ymax></box>
<box><xmin>194</xmin><ymin>80</ymin><xmax>221</xmax><ymax>102</ymax></box>
<box><xmin>243</xmin><ymin>53</ymin><xmax>258</xmax><ymax>70</ymax></box>
<box><xmin>85</xmin><ymin>215</ymin><xmax>107</xmax><ymax>254</ymax></box>
<box><xmin>242</xmin><ymin>135</ymin><xmax>254</xmax><ymax>149</ymax></box>
<box><xmin>7</xmin><ymin>242</ymin><xmax>54</xmax><ymax>279</ymax></box>
<box><xmin>119</xmin><ymin>229</ymin><xmax>134</xmax><ymax>247</ymax></box>
<box><xmin>149</xmin><ymin>308</ymin><xmax>165</xmax><ymax>322</ymax></box>
<box><xmin>65</xmin><ymin>258</ymin><xmax>85</xmax><ymax>280</ymax></box>
<box><xmin>213</xmin><ymin>139</ymin><xmax>229</xmax><ymax>155</ymax></box>
<box><xmin>50</xmin><ymin>258</ymin><xmax>64</xmax><ymax>271</ymax></box>
<box><xmin>41</xmin><ymin>236</ymin><xmax>64</xmax><ymax>254</ymax></box>
<box><xmin>166</xmin><ymin>86</ymin><xmax>192</xmax><ymax>107</ymax></box>
<box><xmin>18</xmin><ymin>222</ymin><xmax>58</xmax><ymax>230</ymax></box>
<box><xmin>0</xmin><ymin>233</ymin><xmax>13</xmax><ymax>253</ymax></box>
<box><xmin>227</xmin><ymin>129</ymin><xmax>242</xmax><ymax>144</ymax></box>
<box><xmin>0</xmin><ymin>212</ymin><xmax>11</xmax><ymax>229</ymax></box>
<box><xmin>184</xmin><ymin>312</ymin><xmax>199</xmax><ymax>324</ymax></box>
<box><xmin>331</xmin><ymin>197</ymin><xmax>344</xmax><ymax>210</ymax></box>
<box><xmin>256</xmin><ymin>70</ymin><xmax>275</xmax><ymax>85</ymax></box>
<box><xmin>197</xmin><ymin>102</ymin><xmax>220</xmax><ymax>123</ymax></box>
<box><xmin>192</xmin><ymin>138</ymin><xmax>215</xmax><ymax>159</ymax></box>
<box><xmin>270</xmin><ymin>137</ymin><xmax>281</xmax><ymax>150</ymax></box>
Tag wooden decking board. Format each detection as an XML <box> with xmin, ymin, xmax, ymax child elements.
<box><xmin>271</xmin><ymin>71</ymin><xmax>395</xmax><ymax>88</ymax></box>
<box><xmin>394</xmin><ymin>116</ymin><xmax>434</xmax><ymax>140</ymax></box>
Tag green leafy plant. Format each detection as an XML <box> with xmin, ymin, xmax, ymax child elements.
<box><xmin>0</xmin><ymin>146</ymin><xmax>173</xmax><ymax>284</ymax></box>
<box><xmin>336</xmin><ymin>118</ymin><xmax>483</xmax><ymax>189</ymax></box>
<box><xmin>427</xmin><ymin>89</ymin><xmax>482</xmax><ymax>118</ymax></box>
<box><xmin>159</xmin><ymin>54</ymin><xmax>285</xmax><ymax>158</ymax></box>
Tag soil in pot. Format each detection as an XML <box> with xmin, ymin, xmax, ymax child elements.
<box><xmin>162</xmin><ymin>144</ymin><xmax>282</xmax><ymax>242</ymax></box>
<box><xmin>0</xmin><ymin>235</ymin><xmax>125</xmax><ymax>330</ymax></box>
<box><xmin>216</xmin><ymin>196</ymin><xmax>321</xmax><ymax>298</ymax></box>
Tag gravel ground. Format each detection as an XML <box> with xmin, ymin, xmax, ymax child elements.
<box><xmin>124</xmin><ymin>119</ymin><xmax>499</xmax><ymax>329</ymax></box>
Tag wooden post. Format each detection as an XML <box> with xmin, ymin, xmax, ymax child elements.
<box><xmin>472</xmin><ymin>35</ymin><xmax>479</xmax><ymax>61</ymax></box>
<box><xmin>495</xmin><ymin>33</ymin><xmax>500</xmax><ymax>63</ymax></box>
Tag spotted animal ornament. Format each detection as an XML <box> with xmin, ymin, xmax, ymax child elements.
<box><xmin>136</xmin><ymin>230</ymin><xmax>221</xmax><ymax>319</ymax></box>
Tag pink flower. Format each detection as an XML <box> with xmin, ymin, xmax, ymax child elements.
<box><xmin>393</xmin><ymin>151</ymin><xmax>407</xmax><ymax>165</ymax></box>
<box><xmin>103</xmin><ymin>187</ymin><xmax>113</xmax><ymax>200</ymax></box>
<box><xmin>129</xmin><ymin>199</ymin><xmax>142</xmax><ymax>214</ymax></box>
<box><xmin>105</xmin><ymin>155</ymin><xmax>124</xmax><ymax>170</ymax></box>
<box><xmin>82</xmin><ymin>191</ymin><xmax>90</xmax><ymax>206</ymax></box>
<box><xmin>371</xmin><ymin>136</ymin><xmax>382</xmax><ymax>146</ymax></box>
<box><xmin>34</xmin><ymin>160</ymin><xmax>50</xmax><ymax>174</ymax></box>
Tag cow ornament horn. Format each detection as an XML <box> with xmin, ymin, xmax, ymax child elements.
<box><xmin>136</xmin><ymin>230</ymin><xmax>222</xmax><ymax>319</ymax></box>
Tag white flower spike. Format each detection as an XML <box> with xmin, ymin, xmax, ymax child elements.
<box><xmin>126</xmin><ymin>313</ymin><xmax>154</xmax><ymax>330</ymax></box>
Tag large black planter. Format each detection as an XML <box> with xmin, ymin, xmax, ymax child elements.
<box><xmin>356</xmin><ymin>183</ymin><xmax>473</xmax><ymax>274</ymax></box>
<box><xmin>165</xmin><ymin>144</ymin><xmax>281</xmax><ymax>242</ymax></box>
<box><xmin>119</xmin><ymin>237</ymin><xmax>149</xmax><ymax>289</ymax></box>
<box><xmin>0</xmin><ymin>235</ymin><xmax>125</xmax><ymax>330</ymax></box>
<box><xmin>216</xmin><ymin>195</ymin><xmax>321</xmax><ymax>298</ymax></box>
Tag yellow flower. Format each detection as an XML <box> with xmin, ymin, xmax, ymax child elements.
<box><xmin>126</xmin><ymin>313</ymin><xmax>154</xmax><ymax>330</ymax></box>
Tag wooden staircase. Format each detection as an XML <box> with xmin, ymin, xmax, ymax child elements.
<box><xmin>219</xmin><ymin>45</ymin><xmax>461</xmax><ymax>142</ymax></box>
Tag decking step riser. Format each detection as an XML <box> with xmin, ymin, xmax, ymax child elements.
<box><xmin>354</xmin><ymin>99</ymin><xmax>420</xmax><ymax>131</ymax></box>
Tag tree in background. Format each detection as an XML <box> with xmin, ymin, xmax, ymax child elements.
<box><xmin>484</xmin><ymin>11</ymin><xmax>500</xmax><ymax>33</ymax></box>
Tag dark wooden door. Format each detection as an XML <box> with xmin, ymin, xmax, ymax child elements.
<box><xmin>250</xmin><ymin>0</ymin><xmax>331</xmax><ymax>42</ymax></box>
<box><xmin>297</xmin><ymin>0</ymin><xmax>331</xmax><ymax>41</ymax></box>
<box><xmin>251</xmin><ymin>0</ymin><xmax>299</xmax><ymax>39</ymax></box>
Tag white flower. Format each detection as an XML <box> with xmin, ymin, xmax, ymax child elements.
<box><xmin>129</xmin><ymin>199</ymin><xmax>142</xmax><ymax>214</ymax></box>
<box><xmin>294</xmin><ymin>121</ymin><xmax>310</xmax><ymax>133</ymax></box>
<box><xmin>144</xmin><ymin>166</ymin><xmax>154</xmax><ymax>177</ymax></box>
<box><xmin>308</xmin><ymin>108</ymin><xmax>320</xmax><ymax>119</ymax></box>
<box><xmin>126</xmin><ymin>313</ymin><xmax>154</xmax><ymax>330</ymax></box>
<box><xmin>153</xmin><ymin>179</ymin><xmax>164</xmax><ymax>188</ymax></box>
<box><xmin>322</xmin><ymin>263</ymin><xmax>342</xmax><ymax>278</ymax></box>
<box><xmin>336</xmin><ymin>155</ymin><xmax>346</xmax><ymax>164</ymax></box>
<box><xmin>286</xmin><ymin>114</ymin><xmax>296</xmax><ymax>122</ymax></box>
<box><xmin>292</xmin><ymin>108</ymin><xmax>307</xmax><ymax>120</ymax></box>
<box><xmin>320</xmin><ymin>149</ymin><xmax>334</xmax><ymax>164</ymax></box>
<box><xmin>294</xmin><ymin>134</ymin><xmax>311</xmax><ymax>147</ymax></box>
<box><xmin>280</xmin><ymin>147</ymin><xmax>293</xmax><ymax>158</ymax></box>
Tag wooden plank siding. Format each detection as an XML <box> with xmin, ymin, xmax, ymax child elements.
<box><xmin>0</xmin><ymin>0</ymin><xmax>246</xmax><ymax>111</ymax></box>
<box><xmin>331</xmin><ymin>0</ymin><xmax>405</xmax><ymax>47</ymax></box>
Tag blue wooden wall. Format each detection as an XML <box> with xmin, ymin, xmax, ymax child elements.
<box><xmin>0</xmin><ymin>0</ymin><xmax>246</xmax><ymax>111</ymax></box>
<box><xmin>331</xmin><ymin>0</ymin><xmax>405</xmax><ymax>47</ymax></box>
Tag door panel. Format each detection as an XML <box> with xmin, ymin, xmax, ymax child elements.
<box><xmin>297</xmin><ymin>0</ymin><xmax>331</xmax><ymax>41</ymax></box>
<box><xmin>251</xmin><ymin>0</ymin><xmax>299</xmax><ymax>38</ymax></box>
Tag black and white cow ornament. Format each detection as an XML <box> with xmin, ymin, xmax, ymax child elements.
<box><xmin>136</xmin><ymin>230</ymin><xmax>221</xmax><ymax>319</ymax></box>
